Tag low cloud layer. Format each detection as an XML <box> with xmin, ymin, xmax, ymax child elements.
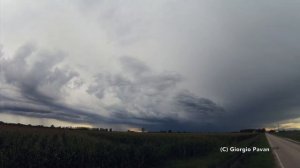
<box><xmin>0</xmin><ymin>44</ymin><xmax>225</xmax><ymax>131</ymax></box>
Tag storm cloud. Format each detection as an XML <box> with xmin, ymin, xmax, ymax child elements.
<box><xmin>1</xmin><ymin>0</ymin><xmax>300</xmax><ymax>131</ymax></box>
<box><xmin>0</xmin><ymin>44</ymin><xmax>224</xmax><ymax>130</ymax></box>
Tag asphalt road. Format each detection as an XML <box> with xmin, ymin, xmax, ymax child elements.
<box><xmin>266</xmin><ymin>133</ymin><xmax>300</xmax><ymax>168</ymax></box>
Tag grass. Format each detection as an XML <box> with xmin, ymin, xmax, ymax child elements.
<box><xmin>275</xmin><ymin>130</ymin><xmax>300</xmax><ymax>142</ymax></box>
<box><xmin>161</xmin><ymin>151</ymin><xmax>235</xmax><ymax>168</ymax></box>
<box><xmin>162</xmin><ymin>133</ymin><xmax>275</xmax><ymax>168</ymax></box>
<box><xmin>0</xmin><ymin>123</ymin><xmax>276</xmax><ymax>168</ymax></box>
<box><xmin>236</xmin><ymin>134</ymin><xmax>275</xmax><ymax>168</ymax></box>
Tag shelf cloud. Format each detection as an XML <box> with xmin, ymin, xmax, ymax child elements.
<box><xmin>1</xmin><ymin>0</ymin><xmax>300</xmax><ymax>131</ymax></box>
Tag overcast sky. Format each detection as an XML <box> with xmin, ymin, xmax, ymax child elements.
<box><xmin>1</xmin><ymin>0</ymin><xmax>300</xmax><ymax>131</ymax></box>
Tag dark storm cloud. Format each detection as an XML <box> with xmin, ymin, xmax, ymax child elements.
<box><xmin>3</xmin><ymin>1</ymin><xmax>300</xmax><ymax>131</ymax></box>
<box><xmin>0</xmin><ymin>44</ymin><xmax>224</xmax><ymax>130</ymax></box>
<box><xmin>3</xmin><ymin>42</ymin><xmax>298</xmax><ymax>131</ymax></box>
<box><xmin>0</xmin><ymin>44</ymin><xmax>105</xmax><ymax>123</ymax></box>
<box><xmin>175</xmin><ymin>91</ymin><xmax>224</xmax><ymax>118</ymax></box>
<box><xmin>87</xmin><ymin>56</ymin><xmax>182</xmax><ymax>104</ymax></box>
<box><xmin>1</xmin><ymin>44</ymin><xmax>74</xmax><ymax>104</ymax></box>
<box><xmin>0</xmin><ymin>87</ymin><xmax>111</xmax><ymax>125</ymax></box>
<box><xmin>87</xmin><ymin>56</ymin><xmax>224</xmax><ymax>130</ymax></box>
<box><xmin>200</xmin><ymin>1</ymin><xmax>300</xmax><ymax>130</ymax></box>
<box><xmin>79</xmin><ymin>1</ymin><xmax>300</xmax><ymax>130</ymax></box>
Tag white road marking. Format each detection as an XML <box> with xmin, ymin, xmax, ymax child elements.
<box><xmin>273</xmin><ymin>150</ymin><xmax>285</xmax><ymax>168</ymax></box>
<box><xmin>266</xmin><ymin>134</ymin><xmax>285</xmax><ymax>168</ymax></box>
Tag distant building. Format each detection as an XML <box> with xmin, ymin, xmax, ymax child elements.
<box><xmin>268</xmin><ymin>129</ymin><xmax>276</xmax><ymax>133</ymax></box>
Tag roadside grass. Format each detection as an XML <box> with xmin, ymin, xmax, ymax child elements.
<box><xmin>160</xmin><ymin>152</ymin><xmax>234</xmax><ymax>168</ymax></box>
<box><xmin>163</xmin><ymin>134</ymin><xmax>275</xmax><ymax>168</ymax></box>
<box><xmin>236</xmin><ymin>134</ymin><xmax>275</xmax><ymax>168</ymax></box>
<box><xmin>275</xmin><ymin>131</ymin><xmax>300</xmax><ymax>142</ymax></box>
<box><xmin>161</xmin><ymin>134</ymin><xmax>259</xmax><ymax>168</ymax></box>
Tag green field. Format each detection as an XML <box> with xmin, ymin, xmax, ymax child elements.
<box><xmin>275</xmin><ymin>131</ymin><xmax>300</xmax><ymax>142</ymax></box>
<box><xmin>0</xmin><ymin>124</ymin><xmax>274</xmax><ymax>168</ymax></box>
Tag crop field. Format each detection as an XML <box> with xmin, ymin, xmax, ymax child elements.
<box><xmin>0</xmin><ymin>124</ymin><xmax>272</xmax><ymax>168</ymax></box>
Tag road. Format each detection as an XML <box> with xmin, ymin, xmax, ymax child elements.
<box><xmin>266</xmin><ymin>133</ymin><xmax>300</xmax><ymax>168</ymax></box>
